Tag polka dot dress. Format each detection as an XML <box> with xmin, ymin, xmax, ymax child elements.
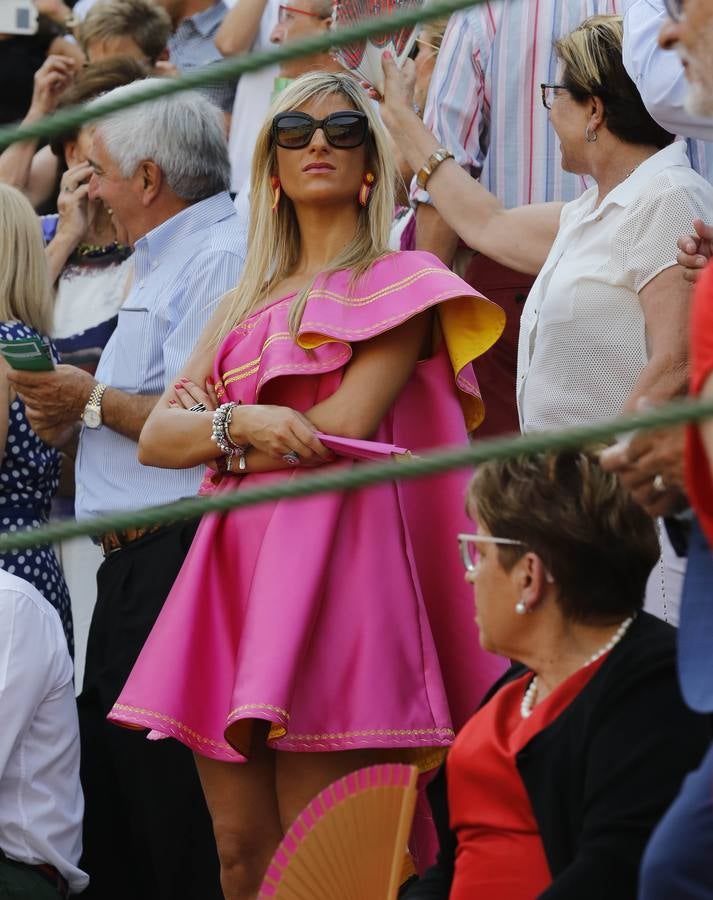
<box><xmin>0</xmin><ymin>321</ymin><xmax>73</xmax><ymax>655</ymax></box>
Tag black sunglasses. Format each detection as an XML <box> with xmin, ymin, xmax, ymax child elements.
<box><xmin>272</xmin><ymin>110</ymin><xmax>369</xmax><ymax>149</ymax></box>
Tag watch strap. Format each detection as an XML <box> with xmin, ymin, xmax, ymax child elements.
<box><xmin>82</xmin><ymin>382</ymin><xmax>108</xmax><ymax>421</ymax></box>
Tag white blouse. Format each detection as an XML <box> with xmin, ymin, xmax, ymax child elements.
<box><xmin>517</xmin><ymin>140</ymin><xmax>713</xmax><ymax>433</ymax></box>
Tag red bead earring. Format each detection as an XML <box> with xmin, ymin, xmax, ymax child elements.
<box><xmin>271</xmin><ymin>175</ymin><xmax>281</xmax><ymax>212</ymax></box>
<box><xmin>359</xmin><ymin>172</ymin><xmax>375</xmax><ymax>207</ymax></box>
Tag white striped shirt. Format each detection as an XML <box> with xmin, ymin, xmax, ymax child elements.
<box><xmin>413</xmin><ymin>0</ymin><xmax>624</xmax><ymax>208</ymax></box>
<box><xmin>75</xmin><ymin>192</ymin><xmax>247</xmax><ymax>520</ymax></box>
<box><xmin>414</xmin><ymin>0</ymin><xmax>713</xmax><ymax>208</ymax></box>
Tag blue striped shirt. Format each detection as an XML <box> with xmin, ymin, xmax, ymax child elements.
<box><xmin>75</xmin><ymin>192</ymin><xmax>247</xmax><ymax>520</ymax></box>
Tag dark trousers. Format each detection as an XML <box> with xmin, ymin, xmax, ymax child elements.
<box><xmin>77</xmin><ymin>521</ymin><xmax>222</xmax><ymax>900</ymax></box>
<box><xmin>0</xmin><ymin>857</ymin><xmax>62</xmax><ymax>899</ymax></box>
<box><xmin>638</xmin><ymin>740</ymin><xmax>713</xmax><ymax>899</ymax></box>
<box><xmin>464</xmin><ymin>254</ymin><xmax>535</xmax><ymax>439</ymax></box>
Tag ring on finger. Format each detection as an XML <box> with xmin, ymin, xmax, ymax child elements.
<box><xmin>188</xmin><ymin>403</ymin><xmax>207</xmax><ymax>413</ymax></box>
<box><xmin>283</xmin><ymin>450</ymin><xmax>300</xmax><ymax>466</ymax></box>
<box><xmin>653</xmin><ymin>473</ymin><xmax>666</xmax><ymax>492</ymax></box>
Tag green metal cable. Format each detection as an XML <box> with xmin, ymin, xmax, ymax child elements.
<box><xmin>0</xmin><ymin>0</ymin><xmax>486</xmax><ymax>149</ymax></box>
<box><xmin>0</xmin><ymin>395</ymin><xmax>709</xmax><ymax>553</ymax></box>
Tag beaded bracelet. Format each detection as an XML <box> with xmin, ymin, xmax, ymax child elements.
<box><xmin>211</xmin><ymin>402</ymin><xmax>249</xmax><ymax>472</ymax></box>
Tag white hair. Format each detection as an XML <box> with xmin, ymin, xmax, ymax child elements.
<box><xmin>92</xmin><ymin>82</ymin><xmax>231</xmax><ymax>200</ymax></box>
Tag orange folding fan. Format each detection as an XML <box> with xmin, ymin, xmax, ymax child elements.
<box><xmin>258</xmin><ymin>763</ymin><xmax>419</xmax><ymax>900</ymax></box>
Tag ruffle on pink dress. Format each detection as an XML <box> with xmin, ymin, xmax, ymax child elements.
<box><xmin>109</xmin><ymin>251</ymin><xmax>507</xmax><ymax>763</ymax></box>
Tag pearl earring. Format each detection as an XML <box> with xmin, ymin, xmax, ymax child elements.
<box><xmin>515</xmin><ymin>600</ymin><xmax>527</xmax><ymax>615</ymax></box>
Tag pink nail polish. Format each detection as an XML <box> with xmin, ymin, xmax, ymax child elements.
<box><xmin>174</xmin><ymin>383</ymin><xmax>182</xmax><ymax>390</ymax></box>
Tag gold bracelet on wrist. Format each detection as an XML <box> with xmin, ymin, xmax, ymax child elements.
<box><xmin>416</xmin><ymin>148</ymin><xmax>455</xmax><ymax>192</ymax></box>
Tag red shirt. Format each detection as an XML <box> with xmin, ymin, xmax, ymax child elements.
<box><xmin>447</xmin><ymin>657</ymin><xmax>607</xmax><ymax>900</ymax></box>
<box><xmin>687</xmin><ymin>260</ymin><xmax>713</xmax><ymax>549</ymax></box>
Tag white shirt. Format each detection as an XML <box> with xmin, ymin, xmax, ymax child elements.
<box><xmin>623</xmin><ymin>0</ymin><xmax>713</xmax><ymax>142</ymax></box>
<box><xmin>227</xmin><ymin>0</ymin><xmax>280</xmax><ymax>192</ymax></box>
<box><xmin>517</xmin><ymin>141</ymin><xmax>713</xmax><ymax>432</ymax></box>
<box><xmin>0</xmin><ymin>570</ymin><xmax>88</xmax><ymax>894</ymax></box>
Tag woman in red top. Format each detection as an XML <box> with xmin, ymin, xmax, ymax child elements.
<box><xmin>403</xmin><ymin>450</ymin><xmax>709</xmax><ymax>900</ymax></box>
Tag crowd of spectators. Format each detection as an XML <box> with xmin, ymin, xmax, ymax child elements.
<box><xmin>1</xmin><ymin>0</ymin><xmax>713</xmax><ymax>898</ymax></box>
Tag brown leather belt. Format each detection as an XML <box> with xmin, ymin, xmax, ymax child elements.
<box><xmin>0</xmin><ymin>849</ymin><xmax>69</xmax><ymax>898</ymax></box>
<box><xmin>99</xmin><ymin>524</ymin><xmax>166</xmax><ymax>557</ymax></box>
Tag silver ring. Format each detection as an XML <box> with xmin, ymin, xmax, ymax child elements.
<box><xmin>653</xmin><ymin>473</ymin><xmax>666</xmax><ymax>492</ymax></box>
<box><xmin>283</xmin><ymin>451</ymin><xmax>300</xmax><ymax>466</ymax></box>
<box><xmin>188</xmin><ymin>402</ymin><xmax>206</xmax><ymax>412</ymax></box>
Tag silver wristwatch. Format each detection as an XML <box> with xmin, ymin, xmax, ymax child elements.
<box><xmin>82</xmin><ymin>382</ymin><xmax>108</xmax><ymax>429</ymax></box>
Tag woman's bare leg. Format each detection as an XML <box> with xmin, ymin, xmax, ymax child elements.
<box><xmin>194</xmin><ymin>724</ymin><xmax>283</xmax><ymax>900</ymax></box>
<box><xmin>275</xmin><ymin>747</ymin><xmax>406</xmax><ymax>831</ymax></box>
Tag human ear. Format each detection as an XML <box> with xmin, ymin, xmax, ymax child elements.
<box><xmin>63</xmin><ymin>140</ymin><xmax>78</xmax><ymax>168</ymax></box>
<box><xmin>139</xmin><ymin>160</ymin><xmax>162</xmax><ymax>206</ymax></box>
<box><xmin>514</xmin><ymin>552</ymin><xmax>550</xmax><ymax>613</ymax></box>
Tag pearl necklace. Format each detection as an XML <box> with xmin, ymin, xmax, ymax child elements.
<box><xmin>520</xmin><ymin>614</ymin><xmax>636</xmax><ymax>719</ymax></box>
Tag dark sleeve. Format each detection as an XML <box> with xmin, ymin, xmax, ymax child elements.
<box><xmin>537</xmin><ymin>659</ymin><xmax>710</xmax><ymax>900</ymax></box>
<box><xmin>400</xmin><ymin>765</ymin><xmax>455</xmax><ymax>900</ymax></box>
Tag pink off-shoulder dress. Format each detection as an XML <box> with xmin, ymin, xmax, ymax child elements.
<box><xmin>109</xmin><ymin>251</ymin><xmax>507</xmax><ymax>763</ymax></box>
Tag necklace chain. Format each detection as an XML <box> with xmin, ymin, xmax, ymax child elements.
<box><xmin>520</xmin><ymin>614</ymin><xmax>636</xmax><ymax>719</ymax></box>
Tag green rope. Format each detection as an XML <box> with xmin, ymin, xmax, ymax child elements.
<box><xmin>0</xmin><ymin>395</ymin><xmax>709</xmax><ymax>553</ymax></box>
<box><xmin>0</xmin><ymin>0</ymin><xmax>486</xmax><ymax>150</ymax></box>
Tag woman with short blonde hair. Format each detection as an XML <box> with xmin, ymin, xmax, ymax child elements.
<box><xmin>0</xmin><ymin>185</ymin><xmax>73</xmax><ymax>651</ymax></box>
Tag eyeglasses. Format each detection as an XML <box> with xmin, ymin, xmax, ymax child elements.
<box><xmin>540</xmin><ymin>83</ymin><xmax>569</xmax><ymax>110</ymax></box>
<box><xmin>457</xmin><ymin>533</ymin><xmax>525</xmax><ymax>573</ymax></box>
<box><xmin>278</xmin><ymin>3</ymin><xmax>328</xmax><ymax>22</ymax></box>
<box><xmin>272</xmin><ymin>110</ymin><xmax>369</xmax><ymax>149</ymax></box>
<box><xmin>663</xmin><ymin>0</ymin><xmax>684</xmax><ymax>21</ymax></box>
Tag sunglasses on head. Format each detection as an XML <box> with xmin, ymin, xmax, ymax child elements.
<box><xmin>272</xmin><ymin>110</ymin><xmax>369</xmax><ymax>149</ymax></box>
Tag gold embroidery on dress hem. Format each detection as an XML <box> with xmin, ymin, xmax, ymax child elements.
<box><xmin>227</xmin><ymin>702</ymin><xmax>290</xmax><ymax>720</ymax></box>
<box><xmin>111</xmin><ymin>703</ymin><xmax>233</xmax><ymax>750</ymax></box>
<box><xmin>272</xmin><ymin>727</ymin><xmax>454</xmax><ymax>741</ymax></box>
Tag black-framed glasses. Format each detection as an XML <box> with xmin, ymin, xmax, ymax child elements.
<box><xmin>272</xmin><ymin>110</ymin><xmax>369</xmax><ymax>149</ymax></box>
<box><xmin>540</xmin><ymin>83</ymin><xmax>568</xmax><ymax>110</ymax></box>
<box><xmin>663</xmin><ymin>0</ymin><xmax>684</xmax><ymax>21</ymax></box>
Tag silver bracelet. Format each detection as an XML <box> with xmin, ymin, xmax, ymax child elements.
<box><xmin>211</xmin><ymin>402</ymin><xmax>249</xmax><ymax>471</ymax></box>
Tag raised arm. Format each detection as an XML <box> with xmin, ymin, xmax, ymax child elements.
<box><xmin>379</xmin><ymin>56</ymin><xmax>562</xmax><ymax>275</ymax></box>
<box><xmin>215</xmin><ymin>0</ymin><xmax>269</xmax><ymax>56</ymax></box>
<box><xmin>139</xmin><ymin>297</ymin><xmax>431</xmax><ymax>472</ymax></box>
<box><xmin>0</xmin><ymin>56</ymin><xmax>73</xmax><ymax>203</ymax></box>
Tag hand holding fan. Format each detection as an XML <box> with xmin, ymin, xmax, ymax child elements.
<box><xmin>258</xmin><ymin>763</ymin><xmax>419</xmax><ymax>900</ymax></box>
<box><xmin>332</xmin><ymin>0</ymin><xmax>428</xmax><ymax>93</ymax></box>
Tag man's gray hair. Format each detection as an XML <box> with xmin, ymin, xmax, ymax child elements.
<box><xmin>93</xmin><ymin>82</ymin><xmax>231</xmax><ymax>201</ymax></box>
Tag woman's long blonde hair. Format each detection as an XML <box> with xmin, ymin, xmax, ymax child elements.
<box><xmin>216</xmin><ymin>72</ymin><xmax>396</xmax><ymax>343</ymax></box>
<box><xmin>0</xmin><ymin>184</ymin><xmax>52</xmax><ymax>335</ymax></box>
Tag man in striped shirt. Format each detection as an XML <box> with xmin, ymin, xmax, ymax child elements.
<box><xmin>412</xmin><ymin>0</ymin><xmax>620</xmax><ymax>435</ymax></box>
<box><xmin>11</xmin><ymin>86</ymin><xmax>246</xmax><ymax>900</ymax></box>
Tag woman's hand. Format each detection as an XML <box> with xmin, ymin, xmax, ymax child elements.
<box><xmin>677</xmin><ymin>219</ymin><xmax>713</xmax><ymax>285</ymax></box>
<box><xmin>27</xmin><ymin>55</ymin><xmax>76</xmax><ymax>120</ymax></box>
<box><xmin>55</xmin><ymin>162</ymin><xmax>93</xmax><ymax>248</ymax></box>
<box><xmin>169</xmin><ymin>377</ymin><xmax>219</xmax><ymax>411</ymax></box>
<box><xmin>363</xmin><ymin>52</ymin><xmax>417</xmax><ymax>132</ymax></box>
<box><xmin>232</xmin><ymin>405</ymin><xmax>333</xmax><ymax>465</ymax></box>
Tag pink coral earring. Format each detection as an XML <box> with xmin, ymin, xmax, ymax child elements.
<box><xmin>358</xmin><ymin>172</ymin><xmax>375</xmax><ymax>207</ymax></box>
<box><xmin>271</xmin><ymin>175</ymin><xmax>281</xmax><ymax>212</ymax></box>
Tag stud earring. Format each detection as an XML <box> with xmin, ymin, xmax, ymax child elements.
<box><xmin>515</xmin><ymin>600</ymin><xmax>527</xmax><ymax>615</ymax></box>
<box><xmin>271</xmin><ymin>175</ymin><xmax>281</xmax><ymax>212</ymax></box>
<box><xmin>359</xmin><ymin>171</ymin><xmax>375</xmax><ymax>207</ymax></box>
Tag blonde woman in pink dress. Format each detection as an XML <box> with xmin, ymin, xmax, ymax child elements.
<box><xmin>110</xmin><ymin>72</ymin><xmax>507</xmax><ymax>900</ymax></box>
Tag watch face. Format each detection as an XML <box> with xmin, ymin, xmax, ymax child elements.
<box><xmin>83</xmin><ymin>407</ymin><xmax>102</xmax><ymax>429</ymax></box>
